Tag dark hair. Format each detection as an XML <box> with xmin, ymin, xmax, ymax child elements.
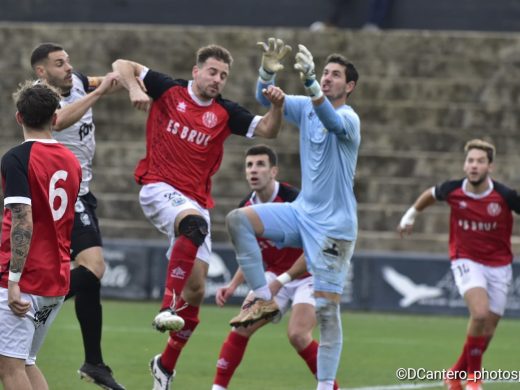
<box><xmin>30</xmin><ymin>43</ymin><xmax>64</xmax><ymax>68</ymax></box>
<box><xmin>245</xmin><ymin>144</ymin><xmax>278</xmax><ymax>166</ymax></box>
<box><xmin>196</xmin><ymin>45</ymin><xmax>233</xmax><ymax>67</ymax></box>
<box><xmin>325</xmin><ymin>53</ymin><xmax>359</xmax><ymax>84</ymax></box>
<box><xmin>464</xmin><ymin>139</ymin><xmax>495</xmax><ymax>163</ymax></box>
<box><xmin>13</xmin><ymin>81</ymin><xmax>61</xmax><ymax>129</ymax></box>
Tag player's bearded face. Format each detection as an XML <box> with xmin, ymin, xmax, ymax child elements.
<box><xmin>463</xmin><ymin>149</ymin><xmax>492</xmax><ymax>186</ymax></box>
<box><xmin>320</xmin><ymin>63</ymin><xmax>349</xmax><ymax>103</ymax></box>
<box><xmin>41</xmin><ymin>51</ymin><xmax>73</xmax><ymax>93</ymax></box>
<box><xmin>192</xmin><ymin>58</ymin><xmax>229</xmax><ymax>100</ymax></box>
<box><xmin>245</xmin><ymin>155</ymin><xmax>276</xmax><ymax>192</ymax></box>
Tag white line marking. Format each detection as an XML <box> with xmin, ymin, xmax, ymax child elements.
<box><xmin>346</xmin><ymin>382</ymin><xmax>442</xmax><ymax>390</ymax></box>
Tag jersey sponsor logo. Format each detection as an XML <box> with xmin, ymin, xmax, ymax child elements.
<box><xmin>487</xmin><ymin>202</ymin><xmax>502</xmax><ymax>216</ymax></box>
<box><xmin>171</xmin><ymin>266</ymin><xmax>187</xmax><ymax>279</ymax></box>
<box><xmin>79</xmin><ymin>122</ymin><xmax>93</xmax><ymax>141</ymax></box>
<box><xmin>80</xmin><ymin>213</ymin><xmax>91</xmax><ymax>226</ymax></box>
<box><xmin>34</xmin><ymin>303</ymin><xmax>58</xmax><ymax>328</ymax></box>
<box><xmin>165</xmin><ymin>120</ymin><xmax>211</xmax><ymax>146</ymax></box>
<box><xmin>176</xmin><ymin>101</ymin><xmax>187</xmax><ymax>112</ymax></box>
<box><xmin>202</xmin><ymin>111</ymin><xmax>218</xmax><ymax>128</ymax></box>
<box><xmin>458</xmin><ymin>219</ymin><xmax>497</xmax><ymax>232</ymax></box>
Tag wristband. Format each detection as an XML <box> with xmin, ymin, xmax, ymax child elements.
<box><xmin>8</xmin><ymin>271</ymin><xmax>21</xmax><ymax>283</ymax></box>
<box><xmin>276</xmin><ymin>272</ymin><xmax>292</xmax><ymax>285</ymax></box>
<box><xmin>304</xmin><ymin>80</ymin><xmax>323</xmax><ymax>101</ymax></box>
<box><xmin>399</xmin><ymin>206</ymin><xmax>418</xmax><ymax>229</ymax></box>
<box><xmin>259</xmin><ymin>67</ymin><xmax>275</xmax><ymax>82</ymax></box>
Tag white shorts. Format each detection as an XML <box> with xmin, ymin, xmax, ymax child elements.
<box><xmin>0</xmin><ymin>288</ymin><xmax>64</xmax><ymax>364</ymax></box>
<box><xmin>139</xmin><ymin>182</ymin><xmax>212</xmax><ymax>263</ymax></box>
<box><xmin>451</xmin><ymin>259</ymin><xmax>512</xmax><ymax>316</ymax></box>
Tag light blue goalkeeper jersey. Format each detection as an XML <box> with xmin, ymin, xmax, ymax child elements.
<box><xmin>257</xmin><ymin>81</ymin><xmax>361</xmax><ymax>240</ymax></box>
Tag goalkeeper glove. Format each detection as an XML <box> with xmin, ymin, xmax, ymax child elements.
<box><xmin>294</xmin><ymin>44</ymin><xmax>323</xmax><ymax>101</ymax></box>
<box><xmin>257</xmin><ymin>37</ymin><xmax>292</xmax><ymax>82</ymax></box>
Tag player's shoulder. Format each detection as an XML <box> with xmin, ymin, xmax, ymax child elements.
<box><xmin>238</xmin><ymin>191</ymin><xmax>254</xmax><ymax>207</ymax></box>
<box><xmin>278</xmin><ymin>182</ymin><xmax>300</xmax><ymax>202</ymax></box>
<box><xmin>435</xmin><ymin>179</ymin><xmax>463</xmax><ymax>199</ymax></box>
<box><xmin>2</xmin><ymin>142</ymin><xmax>34</xmax><ymax>163</ymax></box>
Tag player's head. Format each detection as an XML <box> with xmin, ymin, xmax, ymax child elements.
<box><xmin>30</xmin><ymin>43</ymin><xmax>73</xmax><ymax>93</ymax></box>
<box><xmin>13</xmin><ymin>81</ymin><xmax>61</xmax><ymax>131</ymax></box>
<box><xmin>320</xmin><ymin>54</ymin><xmax>358</xmax><ymax>104</ymax></box>
<box><xmin>192</xmin><ymin>45</ymin><xmax>233</xmax><ymax>100</ymax></box>
<box><xmin>463</xmin><ymin>139</ymin><xmax>495</xmax><ymax>186</ymax></box>
<box><xmin>244</xmin><ymin>144</ymin><xmax>278</xmax><ymax>192</ymax></box>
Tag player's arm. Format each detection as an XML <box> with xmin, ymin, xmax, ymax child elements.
<box><xmin>268</xmin><ymin>254</ymin><xmax>307</xmax><ymax>296</ymax></box>
<box><xmin>53</xmin><ymin>72</ymin><xmax>120</xmax><ymax>131</ymax></box>
<box><xmin>215</xmin><ymin>268</ymin><xmax>246</xmax><ymax>307</ymax></box>
<box><xmin>7</xmin><ymin>203</ymin><xmax>32</xmax><ymax>317</ymax></box>
<box><xmin>397</xmin><ymin>187</ymin><xmax>437</xmax><ymax>238</ymax></box>
<box><xmin>112</xmin><ymin>59</ymin><xmax>151</xmax><ymax>112</ymax></box>
<box><xmin>253</xmin><ymin>85</ymin><xmax>285</xmax><ymax>139</ymax></box>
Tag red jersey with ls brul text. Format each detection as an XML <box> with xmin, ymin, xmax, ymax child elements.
<box><xmin>135</xmin><ymin>69</ymin><xmax>260</xmax><ymax>209</ymax></box>
<box><xmin>240</xmin><ymin>181</ymin><xmax>310</xmax><ymax>278</ymax></box>
<box><xmin>434</xmin><ymin>178</ymin><xmax>520</xmax><ymax>266</ymax></box>
<box><xmin>0</xmin><ymin>139</ymin><xmax>81</xmax><ymax>296</ymax></box>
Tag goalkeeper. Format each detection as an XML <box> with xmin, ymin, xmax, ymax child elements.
<box><xmin>226</xmin><ymin>37</ymin><xmax>360</xmax><ymax>390</ymax></box>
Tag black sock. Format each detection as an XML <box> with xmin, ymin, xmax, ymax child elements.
<box><xmin>71</xmin><ymin>266</ymin><xmax>104</xmax><ymax>365</ymax></box>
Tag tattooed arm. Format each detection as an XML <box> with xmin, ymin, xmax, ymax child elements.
<box><xmin>7</xmin><ymin>203</ymin><xmax>32</xmax><ymax>316</ymax></box>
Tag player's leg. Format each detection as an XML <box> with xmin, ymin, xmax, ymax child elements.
<box><xmin>0</xmin><ymin>356</ymin><xmax>31</xmax><ymax>390</ymax></box>
<box><xmin>212</xmin><ymin>301</ymin><xmax>268</xmax><ymax>390</ymax></box>
<box><xmin>227</xmin><ymin>203</ymin><xmax>302</xmax><ymax>326</ymax></box>
<box><xmin>303</xmin><ymin>235</ymin><xmax>354</xmax><ymax>390</ymax></box>
<box><xmin>25</xmin><ymin>365</ymin><xmax>48</xmax><ymax>390</ymax></box>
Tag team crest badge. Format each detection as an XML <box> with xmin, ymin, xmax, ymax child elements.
<box><xmin>487</xmin><ymin>202</ymin><xmax>501</xmax><ymax>216</ymax></box>
<box><xmin>80</xmin><ymin>213</ymin><xmax>91</xmax><ymax>226</ymax></box>
<box><xmin>202</xmin><ymin>111</ymin><xmax>218</xmax><ymax>128</ymax></box>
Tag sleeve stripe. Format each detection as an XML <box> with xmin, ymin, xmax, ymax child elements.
<box><xmin>246</xmin><ymin>115</ymin><xmax>262</xmax><ymax>138</ymax></box>
<box><xmin>4</xmin><ymin>196</ymin><xmax>32</xmax><ymax>206</ymax></box>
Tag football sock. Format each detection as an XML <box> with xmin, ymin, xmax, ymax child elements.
<box><xmin>70</xmin><ymin>265</ymin><xmax>104</xmax><ymax>364</ymax></box>
<box><xmin>160</xmin><ymin>300</ymin><xmax>199</xmax><ymax>373</ymax></box>
<box><xmin>213</xmin><ymin>331</ymin><xmax>250</xmax><ymax>388</ymax></box>
<box><xmin>161</xmin><ymin>236</ymin><xmax>198</xmax><ymax>310</ymax></box>
<box><xmin>226</xmin><ymin>209</ymin><xmax>268</xmax><ymax>292</ymax></box>
<box><xmin>316</xmin><ymin>298</ymin><xmax>342</xmax><ymax>383</ymax></box>
<box><xmin>298</xmin><ymin>340</ymin><xmax>339</xmax><ymax>389</ymax></box>
<box><xmin>466</xmin><ymin>335</ymin><xmax>487</xmax><ymax>375</ymax></box>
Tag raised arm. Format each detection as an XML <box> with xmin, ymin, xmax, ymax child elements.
<box><xmin>53</xmin><ymin>72</ymin><xmax>120</xmax><ymax>131</ymax></box>
<box><xmin>7</xmin><ymin>204</ymin><xmax>33</xmax><ymax>316</ymax></box>
<box><xmin>112</xmin><ymin>59</ymin><xmax>151</xmax><ymax>112</ymax></box>
<box><xmin>253</xmin><ymin>85</ymin><xmax>285</xmax><ymax>139</ymax></box>
<box><xmin>397</xmin><ymin>187</ymin><xmax>437</xmax><ymax>238</ymax></box>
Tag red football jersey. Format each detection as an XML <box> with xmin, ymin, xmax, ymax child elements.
<box><xmin>435</xmin><ymin>178</ymin><xmax>520</xmax><ymax>266</ymax></box>
<box><xmin>0</xmin><ymin>140</ymin><xmax>81</xmax><ymax>296</ymax></box>
<box><xmin>240</xmin><ymin>182</ymin><xmax>310</xmax><ymax>278</ymax></box>
<box><xmin>135</xmin><ymin>70</ymin><xmax>258</xmax><ymax>209</ymax></box>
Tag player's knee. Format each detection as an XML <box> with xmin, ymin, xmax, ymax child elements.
<box><xmin>183</xmin><ymin>282</ymin><xmax>205</xmax><ymax>305</ymax></box>
<box><xmin>226</xmin><ymin>209</ymin><xmax>252</xmax><ymax>239</ymax></box>
<box><xmin>288</xmin><ymin>329</ymin><xmax>311</xmax><ymax>351</ymax></box>
<box><xmin>178</xmin><ymin>215</ymin><xmax>208</xmax><ymax>247</ymax></box>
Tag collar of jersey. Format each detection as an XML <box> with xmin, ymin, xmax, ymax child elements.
<box><xmin>188</xmin><ymin>80</ymin><xmax>213</xmax><ymax>107</ymax></box>
<box><xmin>462</xmin><ymin>177</ymin><xmax>493</xmax><ymax>199</ymax></box>
<box><xmin>24</xmin><ymin>138</ymin><xmax>58</xmax><ymax>144</ymax></box>
<box><xmin>251</xmin><ymin>181</ymin><xmax>280</xmax><ymax>204</ymax></box>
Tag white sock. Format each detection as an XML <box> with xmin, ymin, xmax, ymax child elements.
<box><xmin>317</xmin><ymin>380</ymin><xmax>335</xmax><ymax>390</ymax></box>
<box><xmin>252</xmin><ymin>285</ymin><xmax>272</xmax><ymax>300</ymax></box>
<box><xmin>211</xmin><ymin>385</ymin><xmax>227</xmax><ymax>390</ymax></box>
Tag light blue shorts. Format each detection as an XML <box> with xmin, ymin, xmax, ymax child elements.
<box><xmin>252</xmin><ymin>202</ymin><xmax>355</xmax><ymax>295</ymax></box>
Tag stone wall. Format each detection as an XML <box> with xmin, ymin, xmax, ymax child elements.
<box><xmin>1</xmin><ymin>23</ymin><xmax>520</xmax><ymax>253</ymax></box>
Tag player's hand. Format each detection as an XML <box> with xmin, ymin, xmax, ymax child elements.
<box><xmin>294</xmin><ymin>44</ymin><xmax>316</xmax><ymax>83</ymax></box>
<box><xmin>97</xmin><ymin>72</ymin><xmax>121</xmax><ymax>95</ymax></box>
<box><xmin>268</xmin><ymin>279</ymin><xmax>283</xmax><ymax>297</ymax></box>
<box><xmin>7</xmin><ymin>281</ymin><xmax>31</xmax><ymax>317</ymax></box>
<box><xmin>262</xmin><ymin>85</ymin><xmax>285</xmax><ymax>107</ymax></box>
<box><xmin>128</xmin><ymin>86</ymin><xmax>151</xmax><ymax>112</ymax></box>
<box><xmin>397</xmin><ymin>206</ymin><xmax>418</xmax><ymax>238</ymax></box>
<box><xmin>258</xmin><ymin>38</ymin><xmax>292</xmax><ymax>73</ymax></box>
<box><xmin>216</xmin><ymin>285</ymin><xmax>235</xmax><ymax>307</ymax></box>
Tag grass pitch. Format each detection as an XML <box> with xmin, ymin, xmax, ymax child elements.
<box><xmin>24</xmin><ymin>301</ymin><xmax>520</xmax><ymax>389</ymax></box>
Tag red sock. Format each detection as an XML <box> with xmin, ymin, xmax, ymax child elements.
<box><xmin>466</xmin><ymin>335</ymin><xmax>487</xmax><ymax>375</ymax></box>
<box><xmin>298</xmin><ymin>340</ymin><xmax>339</xmax><ymax>390</ymax></box>
<box><xmin>161</xmin><ymin>236</ymin><xmax>198</xmax><ymax>310</ymax></box>
<box><xmin>213</xmin><ymin>331</ymin><xmax>250</xmax><ymax>388</ymax></box>
<box><xmin>160</xmin><ymin>300</ymin><xmax>200</xmax><ymax>373</ymax></box>
<box><xmin>451</xmin><ymin>335</ymin><xmax>491</xmax><ymax>374</ymax></box>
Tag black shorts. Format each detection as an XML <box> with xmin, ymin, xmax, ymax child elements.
<box><xmin>70</xmin><ymin>192</ymin><xmax>103</xmax><ymax>261</ymax></box>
